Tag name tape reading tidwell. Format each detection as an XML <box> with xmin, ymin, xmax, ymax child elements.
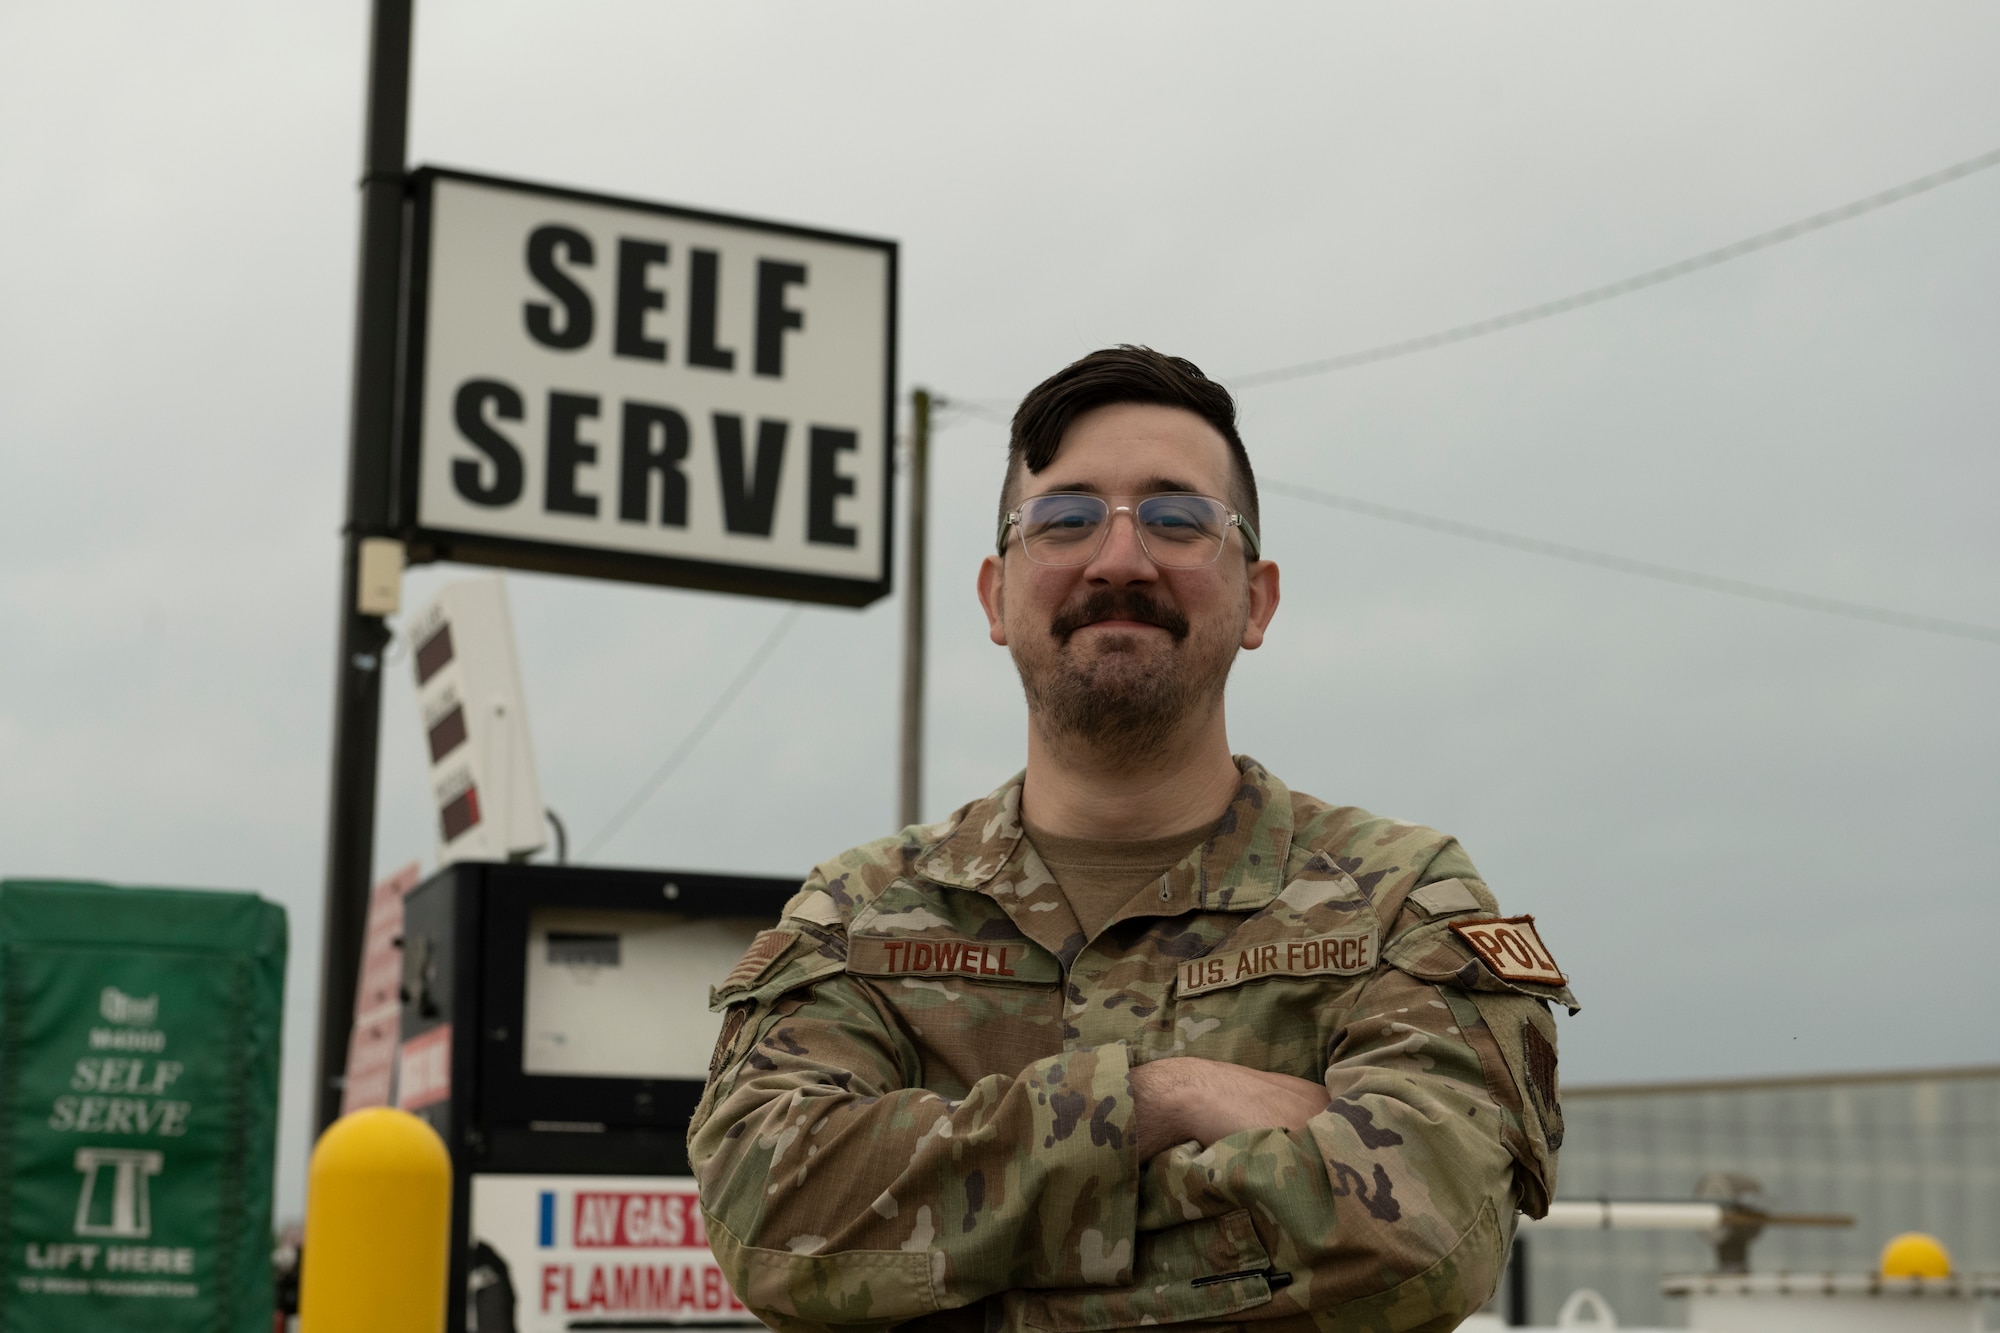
<box><xmin>403</xmin><ymin>168</ymin><xmax>898</xmax><ymax>606</ymax></box>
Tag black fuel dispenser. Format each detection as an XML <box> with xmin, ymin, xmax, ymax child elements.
<box><xmin>397</xmin><ymin>861</ymin><xmax>794</xmax><ymax>1333</ymax></box>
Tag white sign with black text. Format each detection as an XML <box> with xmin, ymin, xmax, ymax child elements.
<box><xmin>403</xmin><ymin>168</ymin><xmax>897</xmax><ymax>606</ymax></box>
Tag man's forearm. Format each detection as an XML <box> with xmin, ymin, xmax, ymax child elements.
<box><xmin>1129</xmin><ymin>1057</ymin><xmax>1330</xmax><ymax>1161</ymax></box>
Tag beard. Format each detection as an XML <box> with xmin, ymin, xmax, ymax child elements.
<box><xmin>1010</xmin><ymin>587</ymin><xmax>1243</xmax><ymax>769</ymax></box>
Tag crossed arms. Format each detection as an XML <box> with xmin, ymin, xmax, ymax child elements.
<box><xmin>688</xmin><ymin>944</ymin><xmax>1528</xmax><ymax>1333</ymax></box>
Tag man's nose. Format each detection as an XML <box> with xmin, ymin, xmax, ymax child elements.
<box><xmin>1081</xmin><ymin>508</ymin><xmax>1157</xmax><ymax>582</ymax></box>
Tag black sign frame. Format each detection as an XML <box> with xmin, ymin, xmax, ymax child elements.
<box><xmin>394</xmin><ymin>166</ymin><xmax>899</xmax><ymax>608</ymax></box>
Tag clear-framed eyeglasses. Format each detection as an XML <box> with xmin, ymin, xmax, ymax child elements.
<box><xmin>997</xmin><ymin>492</ymin><xmax>1262</xmax><ymax>567</ymax></box>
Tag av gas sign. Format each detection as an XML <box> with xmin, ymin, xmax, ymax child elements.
<box><xmin>399</xmin><ymin>168</ymin><xmax>898</xmax><ymax>606</ymax></box>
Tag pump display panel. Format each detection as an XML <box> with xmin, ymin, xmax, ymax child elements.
<box><xmin>522</xmin><ymin>907</ymin><xmax>764</xmax><ymax>1081</ymax></box>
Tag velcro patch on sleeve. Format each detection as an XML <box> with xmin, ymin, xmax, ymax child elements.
<box><xmin>1522</xmin><ymin>1018</ymin><xmax>1560</xmax><ymax>1126</ymax></box>
<box><xmin>1449</xmin><ymin>915</ymin><xmax>1566</xmax><ymax>986</ymax></box>
<box><xmin>1178</xmin><ymin>928</ymin><xmax>1378</xmax><ymax>996</ymax></box>
<box><xmin>1409</xmin><ymin>878</ymin><xmax>1485</xmax><ymax>919</ymax></box>
<box><xmin>719</xmin><ymin>928</ymin><xmax>798</xmax><ymax>993</ymax></box>
<box><xmin>707</xmin><ymin>1004</ymin><xmax>750</xmax><ymax>1082</ymax></box>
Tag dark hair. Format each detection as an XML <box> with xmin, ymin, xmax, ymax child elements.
<box><xmin>999</xmin><ymin>345</ymin><xmax>1259</xmax><ymax>550</ymax></box>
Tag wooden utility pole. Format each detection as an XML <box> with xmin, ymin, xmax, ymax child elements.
<box><xmin>897</xmin><ymin>389</ymin><xmax>931</xmax><ymax>828</ymax></box>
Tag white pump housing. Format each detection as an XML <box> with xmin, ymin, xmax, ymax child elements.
<box><xmin>408</xmin><ymin>575</ymin><xmax>547</xmax><ymax>865</ymax></box>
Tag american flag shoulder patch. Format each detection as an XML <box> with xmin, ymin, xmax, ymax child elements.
<box><xmin>720</xmin><ymin>928</ymin><xmax>799</xmax><ymax>993</ymax></box>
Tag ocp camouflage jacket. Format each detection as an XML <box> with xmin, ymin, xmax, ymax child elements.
<box><xmin>689</xmin><ymin>759</ymin><xmax>1576</xmax><ymax>1333</ymax></box>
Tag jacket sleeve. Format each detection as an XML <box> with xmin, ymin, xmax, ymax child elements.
<box><xmin>687</xmin><ymin>884</ymin><xmax>1142</xmax><ymax>1333</ymax></box>
<box><xmin>1133</xmin><ymin>957</ymin><xmax>1524</xmax><ymax>1333</ymax></box>
<box><xmin>1047</xmin><ymin>873</ymin><xmax>1570</xmax><ymax>1333</ymax></box>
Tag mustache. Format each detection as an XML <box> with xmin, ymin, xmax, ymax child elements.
<box><xmin>1050</xmin><ymin>590</ymin><xmax>1190</xmax><ymax>642</ymax></box>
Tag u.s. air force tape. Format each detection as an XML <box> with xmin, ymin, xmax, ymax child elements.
<box><xmin>1178</xmin><ymin>928</ymin><xmax>1378</xmax><ymax>996</ymax></box>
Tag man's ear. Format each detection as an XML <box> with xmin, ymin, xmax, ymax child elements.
<box><xmin>976</xmin><ymin>555</ymin><xmax>1008</xmax><ymax>646</ymax></box>
<box><xmin>1240</xmin><ymin>559</ymin><xmax>1280</xmax><ymax>650</ymax></box>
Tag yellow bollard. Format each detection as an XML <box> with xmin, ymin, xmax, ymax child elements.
<box><xmin>1879</xmin><ymin>1231</ymin><xmax>1953</xmax><ymax>1278</ymax></box>
<box><xmin>300</xmin><ymin>1107</ymin><xmax>453</xmax><ymax>1332</ymax></box>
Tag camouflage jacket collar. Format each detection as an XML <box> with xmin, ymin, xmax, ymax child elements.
<box><xmin>917</xmin><ymin>756</ymin><xmax>1298</xmax><ymax>919</ymax></box>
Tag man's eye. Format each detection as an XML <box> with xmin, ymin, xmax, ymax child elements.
<box><xmin>1025</xmin><ymin>500</ymin><xmax>1104</xmax><ymax>537</ymax></box>
<box><xmin>1141</xmin><ymin>499</ymin><xmax>1219</xmax><ymax>539</ymax></box>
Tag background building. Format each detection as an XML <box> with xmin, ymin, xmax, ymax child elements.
<box><xmin>1507</xmin><ymin>1065</ymin><xmax>2000</xmax><ymax>1327</ymax></box>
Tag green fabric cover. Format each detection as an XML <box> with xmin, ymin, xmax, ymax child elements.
<box><xmin>0</xmin><ymin>879</ymin><xmax>286</xmax><ymax>1332</ymax></box>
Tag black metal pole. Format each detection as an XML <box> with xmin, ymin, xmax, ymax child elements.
<box><xmin>897</xmin><ymin>389</ymin><xmax>930</xmax><ymax>828</ymax></box>
<box><xmin>313</xmin><ymin>0</ymin><xmax>414</xmax><ymax>1137</ymax></box>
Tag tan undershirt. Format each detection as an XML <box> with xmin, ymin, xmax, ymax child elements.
<box><xmin>1023</xmin><ymin>818</ymin><xmax>1216</xmax><ymax>942</ymax></box>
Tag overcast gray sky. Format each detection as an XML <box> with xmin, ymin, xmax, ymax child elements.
<box><xmin>4</xmin><ymin>2</ymin><xmax>1996</xmax><ymax>1219</ymax></box>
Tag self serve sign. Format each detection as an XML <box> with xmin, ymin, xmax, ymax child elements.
<box><xmin>402</xmin><ymin>168</ymin><xmax>897</xmax><ymax>606</ymax></box>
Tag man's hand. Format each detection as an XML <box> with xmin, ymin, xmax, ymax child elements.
<box><xmin>1129</xmin><ymin>1057</ymin><xmax>1330</xmax><ymax>1162</ymax></box>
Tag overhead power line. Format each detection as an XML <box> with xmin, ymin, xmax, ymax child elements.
<box><xmin>928</xmin><ymin>405</ymin><xmax>1994</xmax><ymax>647</ymax></box>
<box><xmin>1229</xmin><ymin>144</ymin><xmax>2000</xmax><ymax>388</ymax></box>
<box><xmin>1265</xmin><ymin>479</ymin><xmax>1999</xmax><ymax>646</ymax></box>
<box><xmin>930</xmin><ymin>147</ymin><xmax>2000</xmax><ymax>646</ymax></box>
<box><xmin>937</xmin><ymin>145</ymin><xmax>2000</xmax><ymax>408</ymax></box>
<box><xmin>581</xmin><ymin>604</ymin><xmax>806</xmax><ymax>859</ymax></box>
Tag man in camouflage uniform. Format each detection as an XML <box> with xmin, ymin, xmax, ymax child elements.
<box><xmin>690</xmin><ymin>347</ymin><xmax>1577</xmax><ymax>1333</ymax></box>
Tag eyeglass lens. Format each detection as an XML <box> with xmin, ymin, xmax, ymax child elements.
<box><xmin>1017</xmin><ymin>494</ymin><xmax>1232</xmax><ymax>566</ymax></box>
